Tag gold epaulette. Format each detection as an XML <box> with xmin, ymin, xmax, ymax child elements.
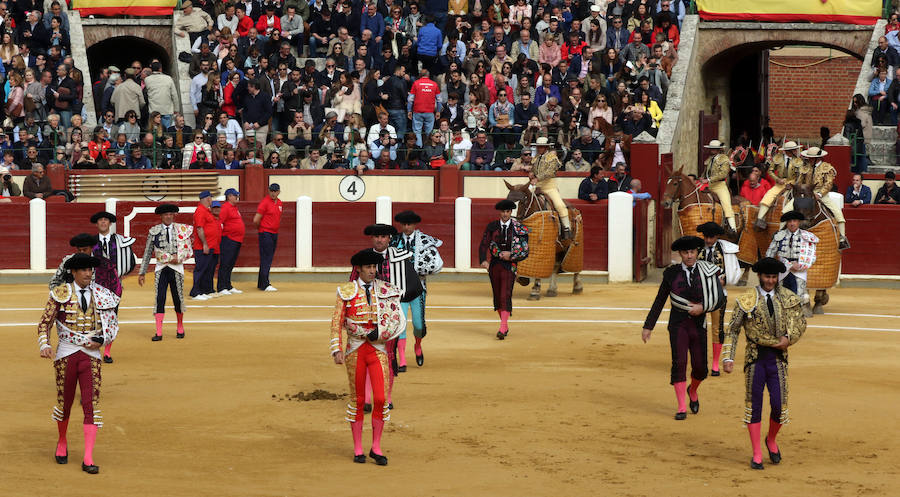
<box><xmin>50</xmin><ymin>283</ymin><xmax>72</xmax><ymax>303</ymax></box>
<box><xmin>337</xmin><ymin>282</ymin><xmax>358</xmax><ymax>301</ymax></box>
<box><xmin>776</xmin><ymin>287</ymin><xmax>802</xmax><ymax>309</ymax></box>
<box><xmin>735</xmin><ymin>289</ymin><xmax>758</xmax><ymax>313</ymax></box>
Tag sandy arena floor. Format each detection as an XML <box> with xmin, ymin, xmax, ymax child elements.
<box><xmin>0</xmin><ymin>277</ymin><xmax>898</xmax><ymax>496</ymax></box>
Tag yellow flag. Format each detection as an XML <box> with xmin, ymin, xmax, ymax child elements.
<box><xmin>696</xmin><ymin>0</ymin><xmax>881</xmax><ymax>25</ymax></box>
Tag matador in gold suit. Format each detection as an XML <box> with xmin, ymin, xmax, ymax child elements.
<box><xmin>781</xmin><ymin>147</ymin><xmax>849</xmax><ymax>249</ymax></box>
<box><xmin>529</xmin><ymin>137</ymin><xmax>572</xmax><ymax>238</ymax></box>
<box><xmin>702</xmin><ymin>140</ymin><xmax>737</xmax><ymax>233</ymax></box>
<box><xmin>723</xmin><ymin>257</ymin><xmax>806</xmax><ymax>470</ymax></box>
<box><xmin>755</xmin><ymin>140</ymin><xmax>802</xmax><ymax>229</ymax></box>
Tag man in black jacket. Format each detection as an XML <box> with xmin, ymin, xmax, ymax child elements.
<box><xmin>608</xmin><ymin>162</ymin><xmax>633</xmax><ymax>192</ymax></box>
<box><xmin>513</xmin><ymin>93</ymin><xmax>539</xmax><ymax>135</ymax></box>
<box><xmin>49</xmin><ymin>63</ymin><xmax>76</xmax><ymax>127</ymax></box>
<box><xmin>578</xmin><ymin>166</ymin><xmax>609</xmax><ymax>202</ymax></box>
<box><xmin>382</xmin><ymin>64</ymin><xmax>409</xmax><ymax>136</ymax></box>
<box><xmin>242</xmin><ymin>80</ymin><xmax>273</xmax><ymax>148</ymax></box>
<box><xmin>642</xmin><ymin>236</ymin><xmax>724</xmax><ymax>420</ymax></box>
<box><xmin>439</xmin><ymin>92</ymin><xmax>465</xmax><ymax>129</ymax></box>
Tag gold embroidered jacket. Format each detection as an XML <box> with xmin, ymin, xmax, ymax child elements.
<box><xmin>812</xmin><ymin>161</ymin><xmax>837</xmax><ymax>197</ymax></box>
<box><xmin>704</xmin><ymin>153</ymin><xmax>731</xmax><ymax>183</ymax></box>
<box><xmin>532</xmin><ymin>150</ymin><xmax>562</xmax><ymax>182</ymax></box>
<box><xmin>723</xmin><ymin>286</ymin><xmax>806</xmax><ymax>370</ymax></box>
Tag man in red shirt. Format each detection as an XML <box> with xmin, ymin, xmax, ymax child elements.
<box><xmin>217</xmin><ymin>188</ymin><xmax>246</xmax><ymax>295</ymax></box>
<box><xmin>739</xmin><ymin>165</ymin><xmax>772</xmax><ymax>206</ymax></box>
<box><xmin>408</xmin><ymin>69</ymin><xmax>440</xmax><ymax>147</ymax></box>
<box><xmin>253</xmin><ymin>183</ymin><xmax>283</xmax><ymax>291</ymax></box>
<box><xmin>190</xmin><ymin>190</ymin><xmax>222</xmax><ymax>300</ymax></box>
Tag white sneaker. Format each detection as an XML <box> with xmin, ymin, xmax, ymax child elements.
<box><xmin>264</xmin><ymin>285</ymin><xmax>278</xmax><ymax>292</ymax></box>
<box><xmin>207</xmin><ymin>292</ymin><xmax>221</xmax><ymax>298</ymax></box>
<box><xmin>192</xmin><ymin>294</ymin><xmax>209</xmax><ymax>301</ymax></box>
<box><xmin>218</xmin><ymin>289</ymin><xmax>232</xmax><ymax>296</ymax></box>
<box><xmin>228</xmin><ymin>288</ymin><xmax>243</xmax><ymax>294</ymax></box>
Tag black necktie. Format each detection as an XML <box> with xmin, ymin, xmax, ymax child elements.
<box><xmin>166</xmin><ymin>227</ymin><xmax>171</xmax><ymax>244</ymax></box>
<box><xmin>501</xmin><ymin>223</ymin><xmax>508</xmax><ymax>241</ymax></box>
<box><xmin>766</xmin><ymin>294</ymin><xmax>775</xmax><ymax>316</ymax></box>
<box><xmin>102</xmin><ymin>238</ymin><xmax>109</xmax><ymax>257</ymax></box>
<box><xmin>364</xmin><ymin>283</ymin><xmax>371</xmax><ymax>305</ymax></box>
<box><xmin>688</xmin><ymin>266</ymin><xmax>695</xmax><ymax>286</ymax></box>
<box><xmin>79</xmin><ymin>289</ymin><xmax>88</xmax><ymax>313</ymax></box>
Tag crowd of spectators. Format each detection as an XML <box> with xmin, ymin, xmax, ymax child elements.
<box><xmin>1</xmin><ymin>0</ymin><xmax>683</xmax><ymax>174</ymax></box>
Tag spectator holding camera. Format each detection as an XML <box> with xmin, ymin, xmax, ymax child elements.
<box><xmin>1</xmin><ymin>166</ymin><xmax>21</xmax><ymax>196</ymax></box>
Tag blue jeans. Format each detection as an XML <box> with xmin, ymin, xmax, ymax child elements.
<box><xmin>308</xmin><ymin>37</ymin><xmax>325</xmax><ymax>56</ymax></box>
<box><xmin>160</xmin><ymin>114</ymin><xmax>173</xmax><ymax>129</ymax></box>
<box><xmin>258</xmin><ymin>231</ymin><xmax>278</xmax><ymax>289</ymax></box>
<box><xmin>58</xmin><ymin>110</ymin><xmax>72</xmax><ymax>129</ymax></box>
<box><xmin>387</xmin><ymin>109</ymin><xmax>407</xmax><ymax>136</ymax></box>
<box><xmin>412</xmin><ymin>112</ymin><xmax>435</xmax><ymax>147</ymax></box>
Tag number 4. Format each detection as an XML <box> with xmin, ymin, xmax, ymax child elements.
<box><xmin>347</xmin><ymin>181</ymin><xmax>357</xmax><ymax>195</ymax></box>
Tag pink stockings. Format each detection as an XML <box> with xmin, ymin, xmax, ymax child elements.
<box><xmin>397</xmin><ymin>338</ymin><xmax>407</xmax><ymax>367</ymax></box>
<box><xmin>56</xmin><ymin>419</ymin><xmax>68</xmax><ymax>456</ymax></box>
<box><xmin>499</xmin><ymin>311</ymin><xmax>510</xmax><ymax>332</ymax></box>
<box><xmin>57</xmin><ymin>420</ymin><xmax>98</xmax><ymax>465</ymax></box>
<box><xmin>155</xmin><ymin>313</ymin><xmax>186</xmax><ymax>336</ymax></box>
<box><xmin>353</xmin><ymin>343</ymin><xmax>388</xmax><ymax>456</ymax></box>
<box><xmin>674</xmin><ymin>381</ymin><xmax>687</xmax><ymax>413</ymax></box>
<box><xmin>748</xmin><ymin>422</ymin><xmax>763</xmax><ymax>463</ymax></box>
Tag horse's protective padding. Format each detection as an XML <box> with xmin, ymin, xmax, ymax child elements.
<box><xmin>517</xmin><ymin>210</ymin><xmax>559</xmax><ymax>279</ymax></box>
<box><xmin>807</xmin><ymin>218</ymin><xmax>840</xmax><ymax>289</ymax></box>
<box><xmin>560</xmin><ymin>208</ymin><xmax>584</xmax><ymax>274</ymax></box>
<box><xmin>737</xmin><ymin>200</ymin><xmax>783</xmax><ymax>265</ymax></box>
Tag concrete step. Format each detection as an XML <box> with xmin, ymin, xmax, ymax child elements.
<box><xmin>866</xmin><ymin>142</ymin><xmax>894</xmax><ymax>166</ymax></box>
<box><xmin>872</xmin><ymin>125</ymin><xmax>897</xmax><ymax>142</ymax></box>
<box><xmin>868</xmin><ymin>164</ymin><xmax>895</xmax><ymax>175</ymax></box>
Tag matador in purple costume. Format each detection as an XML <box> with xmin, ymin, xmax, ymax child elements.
<box><xmin>90</xmin><ymin>211</ymin><xmax>136</xmax><ymax>363</ymax></box>
<box><xmin>723</xmin><ymin>257</ymin><xmax>806</xmax><ymax>470</ymax></box>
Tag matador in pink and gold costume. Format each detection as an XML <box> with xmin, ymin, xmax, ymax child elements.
<box><xmin>38</xmin><ymin>253</ymin><xmax>119</xmax><ymax>475</ymax></box>
<box><xmin>330</xmin><ymin>249</ymin><xmax>405</xmax><ymax>465</ymax></box>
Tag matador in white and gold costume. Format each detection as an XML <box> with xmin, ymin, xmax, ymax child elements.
<box><xmin>702</xmin><ymin>139</ymin><xmax>737</xmax><ymax>233</ymax></box>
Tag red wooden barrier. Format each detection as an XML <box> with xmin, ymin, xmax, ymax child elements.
<box><xmin>391</xmin><ymin>202</ymin><xmax>456</xmax><ymax>268</ymax></box>
<box><xmin>824</xmin><ymin>144</ymin><xmax>851</xmax><ymax>196</ymax></box>
<box><xmin>0</xmin><ymin>202</ymin><xmax>30</xmax><ymax>269</ymax></box>
<box><xmin>656</xmin><ymin>153</ymin><xmax>675</xmax><ymax>267</ymax></box>
<box><xmin>469</xmin><ymin>199</ymin><xmax>608</xmax><ymax>271</ymax></box>
<box><xmin>45</xmin><ymin>203</ymin><xmax>108</xmax><ymax>268</ymax></box>
<box><xmin>633</xmin><ymin>199</ymin><xmax>650</xmax><ymax>281</ymax></box>
<box><xmin>312</xmin><ymin>202</ymin><xmax>377</xmax><ymax>267</ymax></box>
<box><xmin>841</xmin><ymin>205</ymin><xmax>900</xmax><ymax>275</ymax></box>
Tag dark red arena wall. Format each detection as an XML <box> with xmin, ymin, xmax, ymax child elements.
<box><xmin>841</xmin><ymin>206</ymin><xmax>900</xmax><ymax>275</ymax></box>
<box><xmin>46</xmin><ymin>203</ymin><xmax>112</xmax><ymax>268</ymax></box>
<box><xmin>1</xmin><ymin>202</ymin><xmax>30</xmax><ymax>269</ymax></box>
<box><xmin>312</xmin><ymin>202</ymin><xmax>377</xmax><ymax>267</ymax></box>
<box><xmin>392</xmin><ymin>202</ymin><xmax>456</xmax><ymax>268</ymax></box>
<box><xmin>470</xmin><ymin>200</ymin><xmax>609</xmax><ymax>271</ymax></box>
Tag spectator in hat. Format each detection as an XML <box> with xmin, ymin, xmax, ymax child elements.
<box><xmin>190</xmin><ymin>190</ymin><xmax>221</xmax><ymax>299</ymax></box>
<box><xmin>175</xmin><ymin>1</ymin><xmax>214</xmax><ymax>44</ymax></box>
<box><xmin>253</xmin><ymin>183</ymin><xmax>282</xmax><ymax>291</ymax></box>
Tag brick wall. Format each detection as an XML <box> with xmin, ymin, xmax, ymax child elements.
<box><xmin>767</xmin><ymin>55</ymin><xmax>863</xmax><ymax>141</ymax></box>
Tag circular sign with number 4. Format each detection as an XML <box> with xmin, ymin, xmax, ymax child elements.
<box><xmin>339</xmin><ymin>175</ymin><xmax>365</xmax><ymax>201</ymax></box>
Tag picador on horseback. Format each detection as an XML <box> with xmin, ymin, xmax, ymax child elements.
<box><xmin>701</xmin><ymin>140</ymin><xmax>739</xmax><ymax>236</ymax></box>
<box><xmin>529</xmin><ymin>137</ymin><xmax>573</xmax><ymax>240</ymax></box>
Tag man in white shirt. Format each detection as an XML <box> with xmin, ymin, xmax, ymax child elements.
<box><xmin>190</xmin><ymin>59</ymin><xmax>211</xmax><ymax>118</ymax></box>
<box><xmin>39</xmin><ymin>252</ymin><xmax>119</xmax><ymax>474</ymax></box>
<box><xmin>446</xmin><ymin>125</ymin><xmax>472</xmax><ymax>169</ymax></box>
<box><xmin>138</xmin><ymin>204</ymin><xmax>194</xmax><ymax>341</ymax></box>
<box><xmin>366</xmin><ymin>112</ymin><xmax>397</xmax><ymax>144</ymax></box>
<box><xmin>90</xmin><ymin>211</ymin><xmax>136</xmax><ymax>363</ymax></box>
<box><xmin>217</xmin><ymin>2</ymin><xmax>238</xmax><ymax>32</ymax></box>
<box><xmin>216</xmin><ymin>111</ymin><xmax>244</xmax><ymax>147</ymax></box>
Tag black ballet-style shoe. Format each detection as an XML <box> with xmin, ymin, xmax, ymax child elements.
<box><xmin>674</xmin><ymin>412</ymin><xmax>687</xmax><ymax>420</ymax></box>
<box><xmin>353</xmin><ymin>454</ymin><xmax>366</xmax><ymax>464</ymax></box>
<box><xmin>397</xmin><ymin>366</ymin><xmax>407</xmax><ymax>373</ymax></box>
<box><xmin>387</xmin><ymin>403</ymin><xmax>393</xmax><ymax>410</ymax></box>
<box><xmin>364</xmin><ymin>403</ymin><xmax>372</xmax><ymax>413</ymax></box>
<box><xmin>710</xmin><ymin>370</ymin><xmax>720</xmax><ymax>377</ymax></box>
<box><xmin>750</xmin><ymin>459</ymin><xmax>764</xmax><ymax>470</ymax></box>
<box><xmin>416</xmin><ymin>353</ymin><xmax>424</xmax><ymax>367</ymax></box>
<box><xmin>686</xmin><ymin>384</ymin><xmax>699</xmax><ymax>414</ymax></box>
<box><xmin>151</xmin><ymin>335</ymin><xmax>162</xmax><ymax>342</ymax></box>
<box><xmin>176</xmin><ymin>332</ymin><xmax>185</xmax><ymax>339</ymax></box>
<box><xmin>368</xmin><ymin>450</ymin><xmax>388</xmax><ymax>466</ymax></box>
<box><xmin>767</xmin><ymin>445</ymin><xmax>782</xmax><ymax>464</ymax></box>
<box><xmin>55</xmin><ymin>451</ymin><xmax>67</xmax><ymax>464</ymax></box>
<box><xmin>103</xmin><ymin>356</ymin><xmax>113</xmax><ymax>364</ymax></box>
<box><xmin>82</xmin><ymin>462</ymin><xmax>100</xmax><ymax>474</ymax></box>
<box><xmin>496</xmin><ymin>329</ymin><xmax>508</xmax><ymax>340</ymax></box>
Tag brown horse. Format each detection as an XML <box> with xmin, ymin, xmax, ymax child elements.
<box><xmin>504</xmin><ymin>180</ymin><xmax>583</xmax><ymax>299</ymax></box>
<box><xmin>661</xmin><ymin>166</ymin><xmax>744</xmax><ymax>243</ymax></box>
